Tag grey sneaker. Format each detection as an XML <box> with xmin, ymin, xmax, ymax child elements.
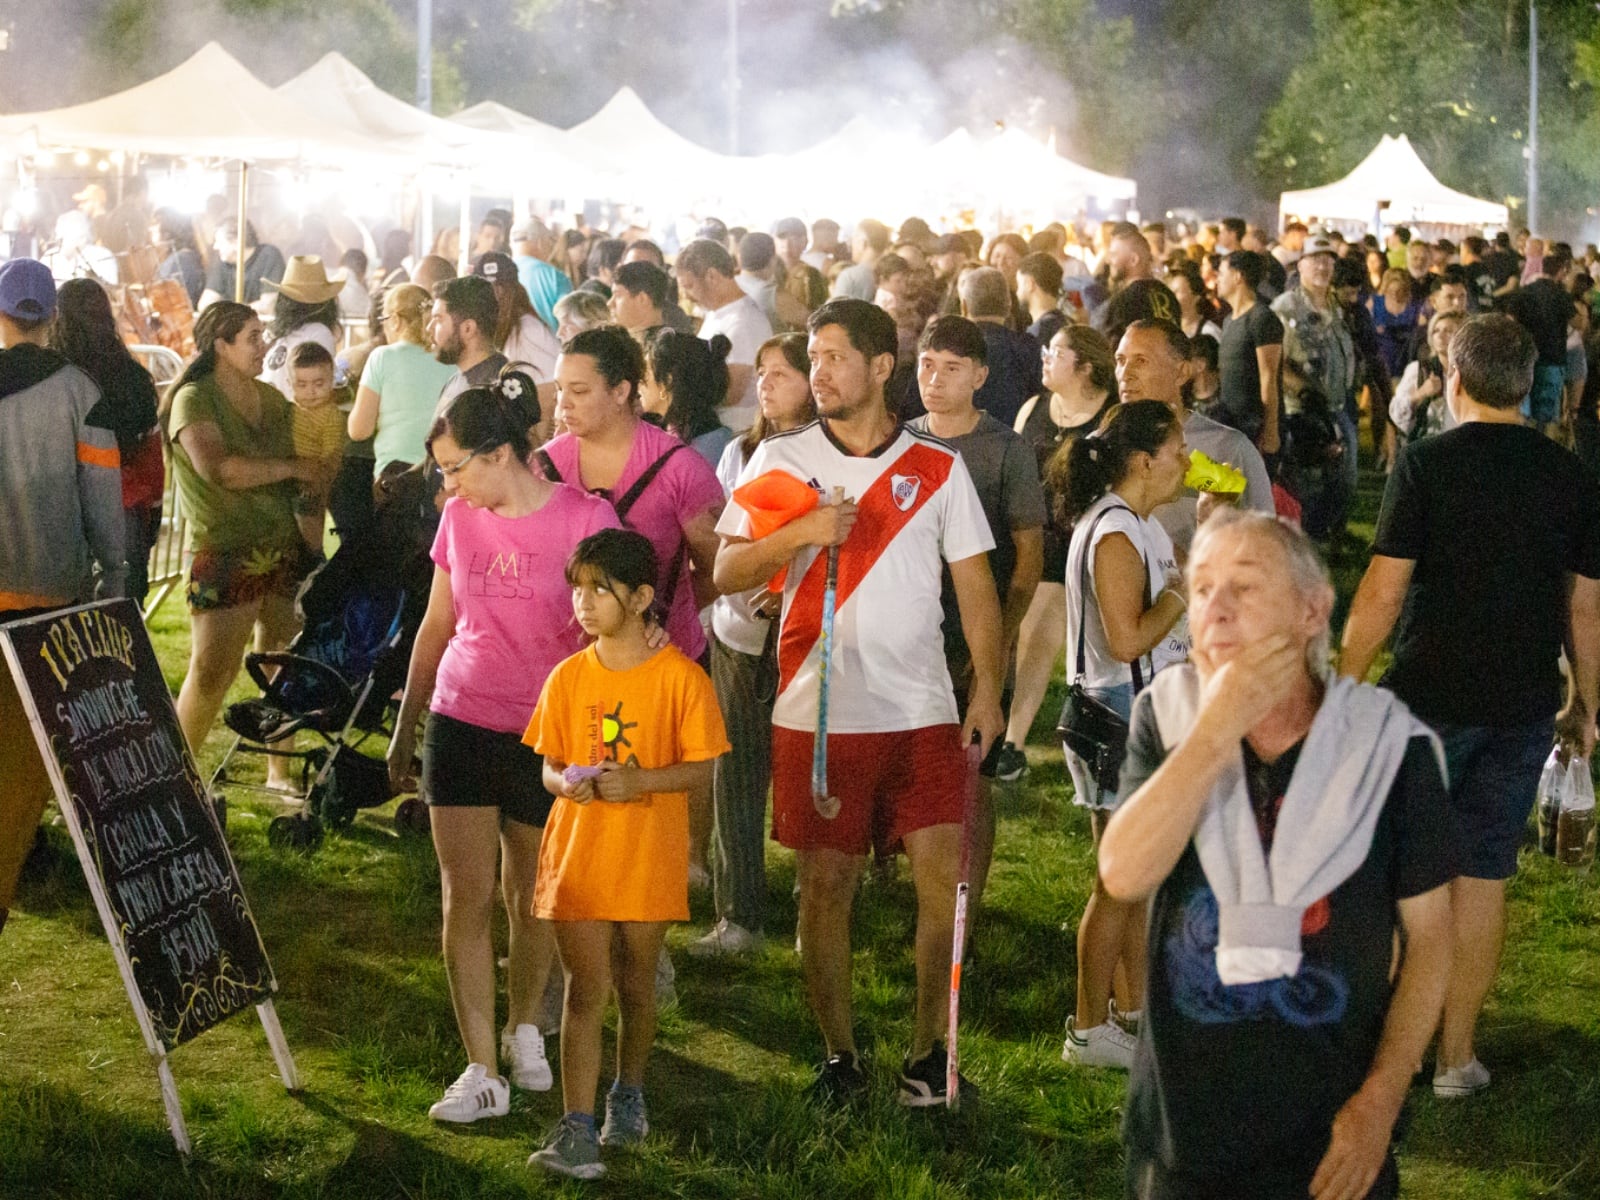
<box><xmin>1433</xmin><ymin>1057</ymin><xmax>1491</xmax><ymax>1099</ymax></box>
<box><xmin>600</xmin><ymin>1085</ymin><xmax>650</xmax><ymax>1146</ymax></box>
<box><xmin>530</xmin><ymin>1115</ymin><xmax>605</xmax><ymax>1180</ymax></box>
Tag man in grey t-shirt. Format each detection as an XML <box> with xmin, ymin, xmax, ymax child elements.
<box><xmin>909</xmin><ymin>315</ymin><xmax>1046</xmax><ymax>906</ymax></box>
<box><xmin>429</xmin><ymin>276</ymin><xmax>508</xmax><ymax>416</ymax></box>
<box><xmin>1115</xmin><ymin>319</ymin><xmax>1274</xmax><ymax>555</ymax></box>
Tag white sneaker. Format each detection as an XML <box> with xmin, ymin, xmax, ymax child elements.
<box><xmin>1062</xmin><ymin>1017</ymin><xmax>1137</xmax><ymax>1070</ymax></box>
<box><xmin>688</xmin><ymin>919</ymin><xmax>763</xmax><ymax>959</ymax></box>
<box><xmin>428</xmin><ymin>1063</ymin><xmax>509</xmax><ymax>1122</ymax></box>
<box><xmin>1108</xmin><ymin>998</ymin><xmax>1143</xmax><ymax>1036</ymax></box>
<box><xmin>1433</xmin><ymin>1057</ymin><xmax>1491</xmax><ymax>1099</ymax></box>
<box><xmin>500</xmin><ymin>1024</ymin><xmax>553</xmax><ymax>1092</ymax></box>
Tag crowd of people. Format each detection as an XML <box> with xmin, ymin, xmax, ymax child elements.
<box><xmin>5</xmin><ymin>186</ymin><xmax>1600</xmax><ymax>1199</ymax></box>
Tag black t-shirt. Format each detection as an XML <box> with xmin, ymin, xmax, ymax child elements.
<box><xmin>1373</xmin><ymin>422</ymin><xmax>1600</xmax><ymax>725</ymax></box>
<box><xmin>1499</xmin><ymin>278</ymin><xmax>1572</xmax><ymax>366</ymax></box>
<box><xmin>1482</xmin><ymin>248</ymin><xmax>1522</xmax><ymax>289</ymax></box>
<box><xmin>969</xmin><ymin>323</ymin><xmax>1043</xmax><ymax>429</ymax></box>
<box><xmin>1216</xmin><ymin>304</ymin><xmax>1284</xmax><ymax>439</ymax></box>
<box><xmin>1091</xmin><ymin>278</ymin><xmax>1181</xmax><ymax>347</ymax></box>
<box><xmin>1120</xmin><ymin>700</ymin><xmax>1457</xmax><ymax>1197</ymax></box>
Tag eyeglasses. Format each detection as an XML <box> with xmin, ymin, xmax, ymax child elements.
<box><xmin>433</xmin><ymin>445</ymin><xmax>491</xmax><ymax>477</ymax></box>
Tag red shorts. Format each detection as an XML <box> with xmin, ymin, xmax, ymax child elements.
<box><xmin>771</xmin><ymin>723</ymin><xmax>965</xmax><ymax>857</ymax></box>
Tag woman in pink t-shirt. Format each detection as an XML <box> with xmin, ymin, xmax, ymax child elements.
<box><xmin>388</xmin><ymin>382</ymin><xmax>619</xmax><ymax>1125</ymax></box>
<box><xmin>540</xmin><ymin>326</ymin><xmax>727</xmax><ymax>665</ymax></box>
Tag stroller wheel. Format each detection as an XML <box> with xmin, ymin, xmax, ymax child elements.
<box><xmin>268</xmin><ymin>813</ymin><xmax>324</xmax><ymax>852</ymax></box>
<box><xmin>314</xmin><ymin>781</ymin><xmax>357</xmax><ymax>831</ymax></box>
<box><xmin>395</xmin><ymin>797</ymin><xmax>431</xmax><ymax>837</ymax></box>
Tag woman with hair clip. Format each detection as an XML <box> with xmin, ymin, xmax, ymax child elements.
<box><xmin>639</xmin><ymin>328</ymin><xmax>735</xmax><ymax>466</ymax></box>
<box><xmin>165</xmin><ymin>301</ymin><xmax>328</xmax><ymax>786</ymax></box>
<box><xmin>1055</xmin><ymin>398</ymin><xmax>1190</xmax><ymax>1074</ymax></box>
<box><xmin>51</xmin><ymin>279</ymin><xmax>164</xmax><ymax>605</ymax></box>
<box><xmin>996</xmin><ymin>324</ymin><xmax>1120</xmax><ymax>782</ymax></box>
<box><xmin>348</xmin><ymin>283</ymin><xmax>459</xmax><ymax>475</ymax></box>
<box><xmin>692</xmin><ymin>333</ymin><xmax>818</xmax><ymax>957</ymax></box>
<box><xmin>388</xmin><ymin>380</ymin><xmax>621</xmax><ymax>1124</ymax></box>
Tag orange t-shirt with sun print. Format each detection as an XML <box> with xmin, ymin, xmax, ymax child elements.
<box><xmin>524</xmin><ymin>644</ymin><xmax>730</xmax><ymax>922</ymax></box>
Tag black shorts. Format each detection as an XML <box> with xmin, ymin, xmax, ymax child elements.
<box><xmin>421</xmin><ymin>711</ymin><xmax>554</xmax><ymax>827</ymax></box>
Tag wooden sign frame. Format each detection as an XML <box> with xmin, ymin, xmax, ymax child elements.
<box><xmin>0</xmin><ymin>600</ymin><xmax>298</xmax><ymax>1154</ymax></box>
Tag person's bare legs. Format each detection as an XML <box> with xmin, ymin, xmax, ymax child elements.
<box><xmin>1076</xmin><ymin>810</ymin><xmax>1139</xmax><ymax>1028</ymax></box>
<box><xmin>904</xmin><ymin>822</ymin><xmax>961</xmax><ymax>1060</ymax></box>
<box><xmin>795</xmin><ymin>847</ymin><xmax>867</xmax><ymax>1057</ymax></box>
<box><xmin>255</xmin><ymin>592</ymin><xmax>301</xmax><ymax>789</ymax></box>
<box><xmin>970</xmin><ymin>777</ymin><xmax>996</xmax><ymax>907</ymax></box>
<box><xmin>1005</xmin><ymin>582</ymin><xmax>1065</xmax><ymax>749</ymax></box>
<box><xmin>554</xmin><ymin>920</ymin><xmax>613</xmax><ymax>1116</ymax></box>
<box><xmin>430</xmin><ymin>805</ymin><xmax>503</xmax><ymax>1070</ymax></box>
<box><xmin>1437</xmin><ymin>875</ymin><xmax>1508</xmax><ymax>1069</ymax></box>
<box><xmin>499</xmin><ymin>818</ymin><xmax>554</xmax><ymax>1033</ymax></box>
<box><xmin>175</xmin><ymin>601</ymin><xmax>259</xmax><ymax>762</ymax></box>
<box><xmin>611</xmin><ymin>921</ymin><xmax>670</xmax><ymax>1088</ymax></box>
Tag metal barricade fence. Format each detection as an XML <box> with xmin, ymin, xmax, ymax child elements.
<box><xmin>130</xmin><ymin>346</ymin><xmax>187</xmax><ymax>623</ymax></box>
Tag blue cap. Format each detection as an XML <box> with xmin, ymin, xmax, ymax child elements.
<box><xmin>0</xmin><ymin>258</ymin><xmax>57</xmax><ymax>321</ymax></box>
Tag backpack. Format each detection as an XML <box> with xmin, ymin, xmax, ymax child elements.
<box><xmin>535</xmin><ymin>443</ymin><xmax>689</xmax><ymax>612</ymax></box>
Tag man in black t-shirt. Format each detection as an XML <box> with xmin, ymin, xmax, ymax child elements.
<box><xmin>1104</xmin><ymin>510</ymin><xmax>1457</xmax><ymax>1200</ymax></box>
<box><xmin>1090</xmin><ymin>224</ymin><xmax>1180</xmax><ymax>348</ymax></box>
<box><xmin>1341</xmin><ymin>314</ymin><xmax>1600</xmax><ymax>1102</ymax></box>
<box><xmin>1214</xmin><ymin>251</ymin><xmax>1284</xmax><ymax>454</ymax></box>
<box><xmin>1499</xmin><ymin>250</ymin><xmax>1573</xmax><ymax>430</ymax></box>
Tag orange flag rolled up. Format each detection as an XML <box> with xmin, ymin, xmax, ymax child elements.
<box><xmin>730</xmin><ymin>469</ymin><xmax>820</xmax><ymax>592</ymax></box>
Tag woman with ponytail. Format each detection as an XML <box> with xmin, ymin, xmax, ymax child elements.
<box><xmin>388</xmin><ymin>380</ymin><xmax>621</xmax><ymax>1124</ymax></box>
<box><xmin>347</xmin><ymin>283</ymin><xmax>459</xmax><ymax>475</ymax></box>
<box><xmin>639</xmin><ymin>329</ymin><xmax>735</xmax><ymax>466</ymax></box>
<box><xmin>166</xmin><ymin>301</ymin><xmax>327</xmax><ymax>788</ymax></box>
<box><xmin>1055</xmin><ymin>398</ymin><xmax>1190</xmax><ymax>1075</ymax></box>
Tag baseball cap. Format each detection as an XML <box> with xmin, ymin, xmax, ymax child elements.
<box><xmin>472</xmin><ymin>251</ymin><xmax>518</xmax><ymax>284</ymax></box>
<box><xmin>0</xmin><ymin>258</ymin><xmax>57</xmax><ymax>321</ymax></box>
<box><xmin>1300</xmin><ymin>228</ymin><xmax>1339</xmax><ymax>260</ymax></box>
<box><xmin>772</xmin><ymin>216</ymin><xmax>806</xmax><ymax>239</ymax></box>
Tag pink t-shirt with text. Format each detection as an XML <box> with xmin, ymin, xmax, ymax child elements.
<box><xmin>429</xmin><ymin>484</ymin><xmax>621</xmax><ymax>732</ymax></box>
<box><xmin>541</xmin><ymin>421</ymin><xmax>725</xmax><ymax>660</ymax></box>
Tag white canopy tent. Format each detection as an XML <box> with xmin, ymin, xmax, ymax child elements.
<box><xmin>918</xmin><ymin>127</ymin><xmax>1135</xmax><ymax>221</ymax></box>
<box><xmin>566</xmin><ymin>86</ymin><xmax>745</xmax><ymax>208</ymax></box>
<box><xmin>0</xmin><ymin>42</ymin><xmax>395</xmax><ymax>167</ymax></box>
<box><xmin>1278</xmin><ymin>134</ymin><xmax>1507</xmax><ymax>231</ymax></box>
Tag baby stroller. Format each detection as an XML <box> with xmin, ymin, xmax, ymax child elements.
<box><xmin>210</xmin><ymin>462</ymin><xmax>437</xmax><ymax>849</ymax></box>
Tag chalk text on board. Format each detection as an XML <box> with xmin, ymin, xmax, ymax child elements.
<box><xmin>36</xmin><ymin>609</ymin><xmax>136</xmax><ymax>690</ymax></box>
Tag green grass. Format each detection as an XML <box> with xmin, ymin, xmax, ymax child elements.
<box><xmin>2</xmin><ymin>466</ymin><xmax>1599</xmax><ymax>1197</ymax></box>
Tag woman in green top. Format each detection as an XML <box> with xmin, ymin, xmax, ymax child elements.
<box><xmin>347</xmin><ymin>283</ymin><xmax>459</xmax><ymax>475</ymax></box>
<box><xmin>165</xmin><ymin>301</ymin><xmax>326</xmax><ymax>783</ymax></box>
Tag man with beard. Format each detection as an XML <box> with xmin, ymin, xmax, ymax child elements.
<box><xmin>714</xmin><ymin>298</ymin><xmax>1004</xmax><ymax>1109</ymax></box>
<box><xmin>1091</xmin><ymin>224</ymin><xmax>1180</xmax><ymax>349</ymax></box>
<box><xmin>430</xmin><ymin>276</ymin><xmax>507</xmax><ymax>415</ymax></box>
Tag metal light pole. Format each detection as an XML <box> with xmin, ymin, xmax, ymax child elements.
<box><xmin>1527</xmin><ymin>0</ymin><xmax>1539</xmax><ymax>232</ymax></box>
<box><xmin>417</xmin><ymin>0</ymin><xmax>433</xmax><ymax>113</ymax></box>
<box><xmin>727</xmin><ymin>0</ymin><xmax>740</xmax><ymax>155</ymax></box>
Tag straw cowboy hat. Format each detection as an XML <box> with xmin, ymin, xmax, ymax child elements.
<box><xmin>265</xmin><ymin>255</ymin><xmax>347</xmax><ymax>304</ymax></box>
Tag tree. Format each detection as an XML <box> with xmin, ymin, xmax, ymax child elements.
<box><xmin>1256</xmin><ymin>0</ymin><xmax>1599</xmax><ymax>232</ymax></box>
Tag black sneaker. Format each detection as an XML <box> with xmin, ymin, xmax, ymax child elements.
<box><xmin>992</xmin><ymin>741</ymin><xmax>1027</xmax><ymax>783</ymax></box>
<box><xmin>897</xmin><ymin>1041</ymin><xmax>976</xmax><ymax>1108</ymax></box>
<box><xmin>807</xmin><ymin>1051</ymin><xmax>867</xmax><ymax>1106</ymax></box>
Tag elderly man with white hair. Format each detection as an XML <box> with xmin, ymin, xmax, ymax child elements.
<box><xmin>1100</xmin><ymin>510</ymin><xmax>1458</xmax><ymax>1200</ymax></box>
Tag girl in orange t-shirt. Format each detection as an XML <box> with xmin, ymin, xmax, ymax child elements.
<box><xmin>524</xmin><ymin>529</ymin><xmax>728</xmax><ymax>1179</ymax></box>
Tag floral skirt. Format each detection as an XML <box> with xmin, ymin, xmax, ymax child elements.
<box><xmin>185</xmin><ymin>542</ymin><xmax>316</xmax><ymax>613</ymax></box>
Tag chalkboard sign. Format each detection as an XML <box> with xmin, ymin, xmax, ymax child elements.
<box><xmin>0</xmin><ymin>599</ymin><xmax>275</xmax><ymax>1048</ymax></box>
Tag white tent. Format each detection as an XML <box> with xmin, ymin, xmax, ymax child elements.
<box><xmin>449</xmin><ymin>99</ymin><xmax>611</xmax><ymax>193</ymax></box>
<box><xmin>0</xmin><ymin>42</ymin><xmax>395</xmax><ymax>166</ymax></box>
<box><xmin>566</xmin><ymin>87</ymin><xmax>742</xmax><ymax>206</ymax></box>
<box><xmin>1278</xmin><ymin>134</ymin><xmax>1507</xmax><ymax>230</ymax></box>
<box><xmin>917</xmin><ymin>127</ymin><xmax>1134</xmax><ymax>219</ymax></box>
<box><xmin>277</xmin><ymin>53</ymin><xmax>502</xmax><ymax>169</ymax></box>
